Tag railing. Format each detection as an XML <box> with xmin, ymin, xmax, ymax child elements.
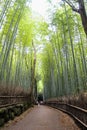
<box><xmin>0</xmin><ymin>95</ymin><xmax>32</xmax><ymax>126</ymax></box>
<box><xmin>45</xmin><ymin>101</ymin><xmax>87</xmax><ymax>130</ymax></box>
<box><xmin>0</xmin><ymin>96</ymin><xmax>31</xmax><ymax>107</ymax></box>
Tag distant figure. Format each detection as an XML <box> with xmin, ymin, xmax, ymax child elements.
<box><xmin>38</xmin><ymin>93</ymin><xmax>43</xmax><ymax>104</ymax></box>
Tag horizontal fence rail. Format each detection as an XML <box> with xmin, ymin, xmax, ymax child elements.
<box><xmin>0</xmin><ymin>96</ymin><xmax>32</xmax><ymax>127</ymax></box>
<box><xmin>0</xmin><ymin>96</ymin><xmax>31</xmax><ymax>107</ymax></box>
<box><xmin>45</xmin><ymin>101</ymin><xmax>87</xmax><ymax>130</ymax></box>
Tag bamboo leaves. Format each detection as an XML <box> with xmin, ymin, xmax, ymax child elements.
<box><xmin>42</xmin><ymin>2</ymin><xmax>87</xmax><ymax>100</ymax></box>
<box><xmin>0</xmin><ymin>0</ymin><xmax>34</xmax><ymax>96</ymax></box>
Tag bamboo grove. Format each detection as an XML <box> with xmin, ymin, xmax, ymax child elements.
<box><xmin>0</xmin><ymin>0</ymin><xmax>36</xmax><ymax>96</ymax></box>
<box><xmin>41</xmin><ymin>1</ymin><xmax>87</xmax><ymax>100</ymax></box>
<box><xmin>0</xmin><ymin>0</ymin><xmax>87</xmax><ymax>101</ymax></box>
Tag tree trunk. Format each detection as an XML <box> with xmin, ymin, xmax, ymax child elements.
<box><xmin>78</xmin><ymin>0</ymin><xmax>87</xmax><ymax>36</ymax></box>
<box><xmin>65</xmin><ymin>0</ymin><xmax>87</xmax><ymax>36</ymax></box>
<box><xmin>30</xmin><ymin>41</ymin><xmax>36</xmax><ymax>103</ymax></box>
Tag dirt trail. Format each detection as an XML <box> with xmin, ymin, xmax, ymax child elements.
<box><xmin>0</xmin><ymin>105</ymin><xmax>80</xmax><ymax>130</ymax></box>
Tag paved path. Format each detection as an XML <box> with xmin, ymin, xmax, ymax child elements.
<box><xmin>1</xmin><ymin>105</ymin><xmax>80</xmax><ymax>130</ymax></box>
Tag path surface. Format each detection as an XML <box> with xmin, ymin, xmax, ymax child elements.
<box><xmin>1</xmin><ymin>105</ymin><xmax>80</xmax><ymax>130</ymax></box>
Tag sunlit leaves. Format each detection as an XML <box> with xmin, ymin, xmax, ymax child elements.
<box><xmin>0</xmin><ymin>0</ymin><xmax>34</xmax><ymax>95</ymax></box>
<box><xmin>17</xmin><ymin>8</ymin><xmax>34</xmax><ymax>47</ymax></box>
<box><xmin>41</xmin><ymin>2</ymin><xmax>87</xmax><ymax>99</ymax></box>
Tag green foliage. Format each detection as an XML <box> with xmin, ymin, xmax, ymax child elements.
<box><xmin>0</xmin><ymin>0</ymin><xmax>34</xmax><ymax>95</ymax></box>
<box><xmin>40</xmin><ymin>2</ymin><xmax>87</xmax><ymax>100</ymax></box>
<box><xmin>0</xmin><ymin>0</ymin><xmax>87</xmax><ymax>100</ymax></box>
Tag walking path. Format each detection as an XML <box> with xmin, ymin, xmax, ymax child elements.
<box><xmin>1</xmin><ymin>105</ymin><xmax>80</xmax><ymax>130</ymax></box>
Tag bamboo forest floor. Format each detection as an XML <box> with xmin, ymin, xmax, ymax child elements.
<box><xmin>0</xmin><ymin>105</ymin><xmax>80</xmax><ymax>130</ymax></box>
